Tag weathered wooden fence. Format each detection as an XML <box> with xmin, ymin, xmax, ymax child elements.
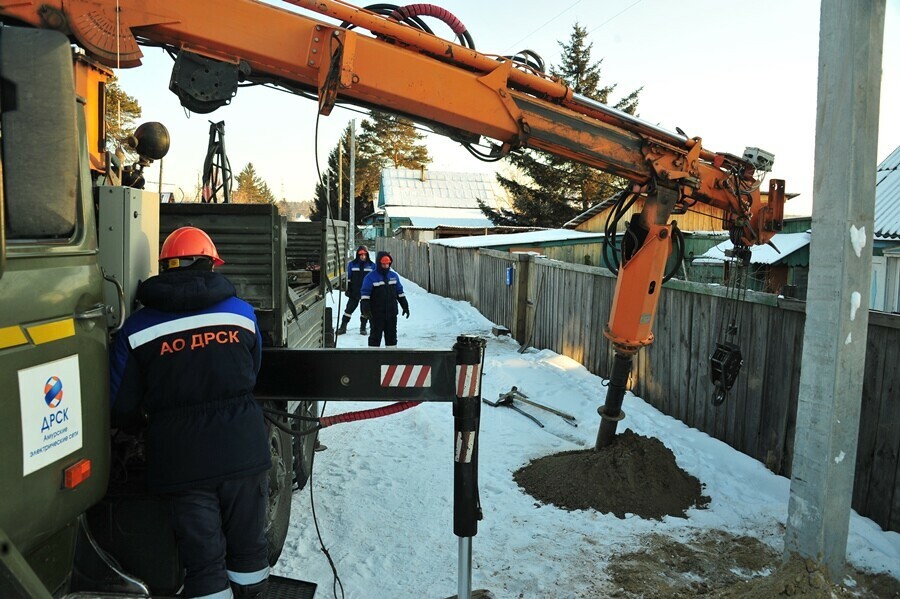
<box><xmin>378</xmin><ymin>237</ymin><xmax>900</xmax><ymax>533</ymax></box>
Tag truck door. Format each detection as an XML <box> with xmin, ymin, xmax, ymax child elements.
<box><xmin>0</xmin><ymin>27</ymin><xmax>110</xmax><ymax>596</ymax></box>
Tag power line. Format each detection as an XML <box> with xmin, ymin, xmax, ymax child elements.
<box><xmin>587</xmin><ymin>0</ymin><xmax>646</xmax><ymax>35</ymax></box>
<box><xmin>502</xmin><ymin>0</ymin><xmax>584</xmax><ymax>54</ymax></box>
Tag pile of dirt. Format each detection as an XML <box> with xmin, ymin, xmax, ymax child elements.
<box><xmin>512</xmin><ymin>429</ymin><xmax>709</xmax><ymax>519</ymax></box>
<box><xmin>604</xmin><ymin>530</ymin><xmax>900</xmax><ymax>598</ymax></box>
<box><xmin>510</xmin><ymin>432</ymin><xmax>899</xmax><ymax>597</ymax></box>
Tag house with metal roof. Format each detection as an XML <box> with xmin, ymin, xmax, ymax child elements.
<box><xmin>692</xmin><ymin>229</ymin><xmax>812</xmax><ymax>295</ymax></box>
<box><xmin>691</xmin><ymin>144</ymin><xmax>900</xmax><ymax>310</ymax></box>
<box><xmin>562</xmin><ymin>188</ymin><xmax>802</xmax><ymax>270</ymax></box>
<box><xmin>430</xmin><ymin>229</ymin><xmax>605</xmax><ymax>251</ymax></box>
<box><xmin>362</xmin><ymin>167</ymin><xmax>509</xmax><ymax>239</ymax></box>
<box><xmin>875</xmin><ymin>145</ymin><xmax>900</xmax><ymax>242</ymax></box>
<box><xmin>875</xmin><ymin>145</ymin><xmax>900</xmax><ymax>312</ymax></box>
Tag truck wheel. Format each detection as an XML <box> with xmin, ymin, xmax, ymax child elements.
<box><xmin>292</xmin><ymin>400</ymin><xmax>318</xmax><ymax>491</ymax></box>
<box><xmin>264</xmin><ymin>409</ymin><xmax>293</xmax><ymax>566</ymax></box>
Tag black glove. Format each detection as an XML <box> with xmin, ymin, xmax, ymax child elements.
<box><xmin>360</xmin><ymin>299</ymin><xmax>372</xmax><ymax>320</ymax></box>
<box><xmin>399</xmin><ymin>296</ymin><xmax>410</xmax><ymax>319</ymax></box>
<box><xmin>345</xmin><ymin>289</ymin><xmax>351</xmax><ymax>298</ymax></box>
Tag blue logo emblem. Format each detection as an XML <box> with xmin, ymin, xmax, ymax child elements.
<box><xmin>44</xmin><ymin>376</ymin><xmax>63</xmax><ymax>408</ymax></box>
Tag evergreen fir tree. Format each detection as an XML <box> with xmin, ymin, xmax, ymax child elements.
<box><xmin>488</xmin><ymin>23</ymin><xmax>642</xmax><ymax>227</ymax></box>
<box><xmin>105</xmin><ymin>75</ymin><xmax>143</xmax><ymax>164</ymax></box>
<box><xmin>311</xmin><ymin>113</ymin><xmax>430</xmax><ymax>222</ymax></box>
<box><xmin>232</xmin><ymin>162</ymin><xmax>277</xmax><ymax>205</ymax></box>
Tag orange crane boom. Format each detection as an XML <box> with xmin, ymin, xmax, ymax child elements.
<box><xmin>0</xmin><ymin>0</ymin><xmax>786</xmax><ymax>446</ymax></box>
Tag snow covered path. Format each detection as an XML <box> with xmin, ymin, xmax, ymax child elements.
<box><xmin>272</xmin><ymin>280</ymin><xmax>900</xmax><ymax>598</ymax></box>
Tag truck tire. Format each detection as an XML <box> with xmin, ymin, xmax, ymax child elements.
<box><xmin>292</xmin><ymin>400</ymin><xmax>319</xmax><ymax>491</ymax></box>
<box><xmin>264</xmin><ymin>408</ymin><xmax>293</xmax><ymax>566</ymax></box>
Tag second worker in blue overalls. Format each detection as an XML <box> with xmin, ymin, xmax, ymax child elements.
<box><xmin>360</xmin><ymin>251</ymin><xmax>410</xmax><ymax>347</ymax></box>
<box><xmin>337</xmin><ymin>245</ymin><xmax>375</xmax><ymax>335</ymax></box>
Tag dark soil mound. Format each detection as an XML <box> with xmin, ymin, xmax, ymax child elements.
<box><xmin>605</xmin><ymin>531</ymin><xmax>899</xmax><ymax>598</ymax></box>
<box><xmin>513</xmin><ymin>429</ymin><xmax>709</xmax><ymax>519</ymax></box>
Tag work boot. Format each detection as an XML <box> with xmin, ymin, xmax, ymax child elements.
<box><xmin>360</xmin><ymin>317</ymin><xmax>368</xmax><ymax>335</ymax></box>
<box><xmin>231</xmin><ymin>579</ymin><xmax>268</xmax><ymax>599</ymax></box>
<box><xmin>337</xmin><ymin>315</ymin><xmax>350</xmax><ymax>335</ymax></box>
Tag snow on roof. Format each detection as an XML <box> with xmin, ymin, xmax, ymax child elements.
<box><xmin>430</xmin><ymin>228</ymin><xmax>604</xmax><ymax>248</ymax></box>
<box><xmin>693</xmin><ymin>231</ymin><xmax>810</xmax><ymax>265</ymax></box>
<box><xmin>875</xmin><ymin>145</ymin><xmax>900</xmax><ymax>240</ymax></box>
<box><xmin>384</xmin><ymin>206</ymin><xmax>495</xmax><ymax>228</ymax></box>
<box><xmin>378</xmin><ymin>168</ymin><xmax>506</xmax><ymax>210</ymax></box>
<box><xmin>407</xmin><ymin>216</ymin><xmax>494</xmax><ymax>228</ymax></box>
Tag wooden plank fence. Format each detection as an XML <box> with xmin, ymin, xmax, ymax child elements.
<box><xmin>377</xmin><ymin>237</ymin><xmax>900</xmax><ymax>533</ymax></box>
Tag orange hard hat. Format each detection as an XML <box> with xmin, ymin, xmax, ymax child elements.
<box><xmin>159</xmin><ymin>226</ymin><xmax>224</xmax><ymax>266</ymax></box>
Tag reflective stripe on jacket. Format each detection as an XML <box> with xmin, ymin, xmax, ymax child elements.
<box><xmin>109</xmin><ymin>270</ymin><xmax>271</xmax><ymax>493</ymax></box>
<box><xmin>360</xmin><ymin>268</ymin><xmax>405</xmax><ymax>319</ymax></box>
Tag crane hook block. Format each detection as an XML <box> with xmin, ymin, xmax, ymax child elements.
<box><xmin>709</xmin><ymin>341</ymin><xmax>743</xmax><ymax>406</ymax></box>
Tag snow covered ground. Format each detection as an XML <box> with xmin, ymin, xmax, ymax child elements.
<box><xmin>272</xmin><ymin>279</ymin><xmax>900</xmax><ymax>598</ymax></box>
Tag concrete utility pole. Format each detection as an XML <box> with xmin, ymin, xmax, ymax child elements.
<box><xmin>785</xmin><ymin>0</ymin><xmax>885</xmax><ymax>581</ymax></box>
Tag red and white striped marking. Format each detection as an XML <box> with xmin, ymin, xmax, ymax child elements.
<box><xmin>380</xmin><ymin>364</ymin><xmax>432</xmax><ymax>387</ymax></box>
<box><xmin>455</xmin><ymin>363</ymin><xmax>482</xmax><ymax>398</ymax></box>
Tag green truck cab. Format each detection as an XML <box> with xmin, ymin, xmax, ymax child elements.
<box><xmin>1</xmin><ymin>27</ymin><xmax>333</xmax><ymax>597</ymax></box>
<box><xmin>0</xmin><ymin>27</ymin><xmax>112</xmax><ymax>597</ymax></box>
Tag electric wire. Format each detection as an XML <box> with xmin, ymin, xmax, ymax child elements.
<box><xmin>78</xmin><ymin>514</ymin><xmax>151</xmax><ymax>596</ymax></box>
<box><xmin>307</xmin><ymin>401</ymin><xmax>345</xmax><ymax>599</ymax></box>
<box><xmin>502</xmin><ymin>0</ymin><xmax>584</xmax><ymax>54</ymax></box>
<box><xmin>304</xmin><ymin>35</ymin><xmax>346</xmax><ymax>598</ymax></box>
<box><xmin>587</xmin><ymin>0</ymin><xmax>646</xmax><ymax>35</ymax></box>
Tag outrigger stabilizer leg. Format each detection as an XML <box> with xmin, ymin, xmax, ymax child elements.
<box><xmin>452</xmin><ymin>335</ymin><xmax>486</xmax><ymax>599</ymax></box>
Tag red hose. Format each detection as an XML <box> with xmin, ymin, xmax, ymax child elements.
<box><xmin>319</xmin><ymin>401</ymin><xmax>422</xmax><ymax>428</ymax></box>
<box><xmin>389</xmin><ymin>4</ymin><xmax>467</xmax><ymax>35</ymax></box>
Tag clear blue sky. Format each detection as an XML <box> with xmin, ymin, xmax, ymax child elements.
<box><xmin>118</xmin><ymin>0</ymin><xmax>900</xmax><ymax>216</ymax></box>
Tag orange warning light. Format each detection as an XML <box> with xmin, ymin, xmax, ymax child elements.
<box><xmin>64</xmin><ymin>459</ymin><xmax>91</xmax><ymax>489</ymax></box>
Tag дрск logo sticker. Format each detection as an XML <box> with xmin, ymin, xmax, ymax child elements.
<box><xmin>19</xmin><ymin>355</ymin><xmax>84</xmax><ymax>475</ymax></box>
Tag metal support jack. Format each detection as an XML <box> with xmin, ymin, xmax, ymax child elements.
<box><xmin>483</xmin><ymin>386</ymin><xmax>577</xmax><ymax>428</ymax></box>
<box><xmin>255</xmin><ymin>336</ymin><xmax>489</xmax><ymax>599</ymax></box>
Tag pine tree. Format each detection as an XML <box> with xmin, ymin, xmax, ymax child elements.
<box><xmin>488</xmin><ymin>23</ymin><xmax>642</xmax><ymax>227</ymax></box>
<box><xmin>310</xmin><ymin>126</ymin><xmax>370</xmax><ymax>223</ymax></box>
<box><xmin>311</xmin><ymin>114</ymin><xmax>430</xmax><ymax>222</ymax></box>
<box><xmin>358</xmin><ymin>111</ymin><xmax>430</xmax><ymax>174</ymax></box>
<box><xmin>105</xmin><ymin>75</ymin><xmax>142</xmax><ymax>148</ymax></box>
<box><xmin>232</xmin><ymin>163</ymin><xmax>277</xmax><ymax>205</ymax></box>
<box><xmin>105</xmin><ymin>75</ymin><xmax>142</xmax><ymax>165</ymax></box>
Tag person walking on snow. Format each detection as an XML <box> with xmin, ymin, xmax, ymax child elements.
<box><xmin>109</xmin><ymin>226</ymin><xmax>271</xmax><ymax>599</ymax></box>
<box><xmin>337</xmin><ymin>245</ymin><xmax>375</xmax><ymax>335</ymax></box>
<box><xmin>360</xmin><ymin>251</ymin><xmax>409</xmax><ymax>347</ymax></box>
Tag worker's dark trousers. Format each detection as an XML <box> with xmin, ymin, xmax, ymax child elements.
<box><xmin>168</xmin><ymin>471</ymin><xmax>269</xmax><ymax>598</ymax></box>
<box><xmin>368</xmin><ymin>315</ymin><xmax>398</xmax><ymax>347</ymax></box>
<box><xmin>343</xmin><ymin>296</ymin><xmax>360</xmax><ymax>317</ymax></box>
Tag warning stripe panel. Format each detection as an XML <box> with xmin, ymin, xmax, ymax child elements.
<box><xmin>381</xmin><ymin>364</ymin><xmax>432</xmax><ymax>387</ymax></box>
<box><xmin>455</xmin><ymin>364</ymin><xmax>481</xmax><ymax>397</ymax></box>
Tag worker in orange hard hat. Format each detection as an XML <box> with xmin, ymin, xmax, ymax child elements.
<box><xmin>337</xmin><ymin>245</ymin><xmax>375</xmax><ymax>335</ymax></box>
<box><xmin>109</xmin><ymin>226</ymin><xmax>271</xmax><ymax>598</ymax></box>
<box><xmin>360</xmin><ymin>251</ymin><xmax>410</xmax><ymax>347</ymax></box>
<box><xmin>158</xmin><ymin>225</ymin><xmax>225</xmax><ymax>270</ymax></box>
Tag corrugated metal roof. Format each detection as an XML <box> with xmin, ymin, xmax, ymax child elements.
<box><xmin>694</xmin><ymin>231</ymin><xmax>811</xmax><ymax>265</ymax></box>
<box><xmin>378</xmin><ymin>168</ymin><xmax>506</xmax><ymax>209</ymax></box>
<box><xmin>383</xmin><ymin>206</ymin><xmax>495</xmax><ymax>229</ymax></box>
<box><xmin>431</xmin><ymin>229</ymin><xmax>604</xmax><ymax>248</ymax></box>
<box><xmin>875</xmin><ymin>145</ymin><xmax>900</xmax><ymax>240</ymax></box>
